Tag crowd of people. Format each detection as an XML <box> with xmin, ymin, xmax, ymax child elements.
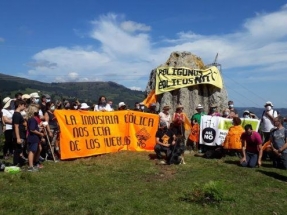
<box><xmin>1</xmin><ymin>91</ymin><xmax>287</xmax><ymax>171</ymax></box>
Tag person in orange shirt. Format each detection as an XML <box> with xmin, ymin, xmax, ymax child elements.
<box><xmin>223</xmin><ymin>117</ymin><xmax>244</xmax><ymax>156</ymax></box>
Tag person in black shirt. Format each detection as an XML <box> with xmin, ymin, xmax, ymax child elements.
<box><xmin>154</xmin><ymin>121</ymin><xmax>176</xmax><ymax>160</ymax></box>
<box><xmin>12</xmin><ymin>99</ymin><xmax>27</xmax><ymax>166</ymax></box>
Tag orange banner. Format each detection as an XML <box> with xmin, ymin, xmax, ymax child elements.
<box><xmin>54</xmin><ymin>110</ymin><xmax>159</xmax><ymax>159</ymax></box>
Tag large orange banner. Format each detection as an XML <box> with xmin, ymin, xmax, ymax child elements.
<box><xmin>54</xmin><ymin>110</ymin><xmax>159</xmax><ymax>160</ymax></box>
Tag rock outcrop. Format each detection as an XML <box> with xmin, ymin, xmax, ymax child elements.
<box><xmin>145</xmin><ymin>51</ymin><xmax>228</xmax><ymax>118</ymax></box>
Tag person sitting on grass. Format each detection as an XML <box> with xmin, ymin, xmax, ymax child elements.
<box><xmin>154</xmin><ymin>121</ymin><xmax>176</xmax><ymax>163</ymax></box>
<box><xmin>240</xmin><ymin>124</ymin><xmax>262</xmax><ymax>168</ymax></box>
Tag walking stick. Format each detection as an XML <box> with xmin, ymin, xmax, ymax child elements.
<box><xmin>43</xmin><ymin>126</ymin><xmax>56</xmax><ymax>162</ymax></box>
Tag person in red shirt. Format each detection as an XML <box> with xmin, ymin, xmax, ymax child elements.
<box><xmin>240</xmin><ymin>124</ymin><xmax>262</xmax><ymax>168</ymax></box>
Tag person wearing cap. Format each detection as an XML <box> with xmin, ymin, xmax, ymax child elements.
<box><xmin>261</xmin><ymin>101</ymin><xmax>278</xmax><ymax>144</ymax></box>
<box><xmin>30</xmin><ymin>92</ymin><xmax>40</xmax><ymax>104</ymax></box>
<box><xmin>154</xmin><ymin>121</ymin><xmax>176</xmax><ymax>161</ymax></box>
<box><xmin>118</xmin><ymin>102</ymin><xmax>127</xmax><ymax>110</ymax></box>
<box><xmin>191</xmin><ymin>104</ymin><xmax>206</xmax><ymax>125</ymax></box>
<box><xmin>80</xmin><ymin>103</ymin><xmax>90</xmax><ymax>110</ymax></box>
<box><xmin>243</xmin><ymin>110</ymin><xmax>258</xmax><ymax>119</ymax></box>
<box><xmin>187</xmin><ymin>104</ymin><xmax>206</xmax><ymax>152</ymax></box>
<box><xmin>159</xmin><ymin>105</ymin><xmax>171</xmax><ymax>128</ymax></box>
<box><xmin>1</xmin><ymin>97</ymin><xmax>14</xmax><ymax>159</ymax></box>
<box><xmin>148</xmin><ymin>103</ymin><xmax>158</xmax><ymax>114</ymax></box>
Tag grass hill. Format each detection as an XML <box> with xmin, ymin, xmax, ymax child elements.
<box><xmin>0</xmin><ymin>73</ymin><xmax>145</xmax><ymax>108</ymax></box>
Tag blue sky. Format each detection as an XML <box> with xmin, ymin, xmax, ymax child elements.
<box><xmin>0</xmin><ymin>1</ymin><xmax>287</xmax><ymax>107</ymax></box>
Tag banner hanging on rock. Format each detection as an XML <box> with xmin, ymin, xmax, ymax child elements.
<box><xmin>200</xmin><ymin>116</ymin><xmax>260</xmax><ymax>146</ymax></box>
<box><xmin>155</xmin><ymin>66</ymin><xmax>223</xmax><ymax>95</ymax></box>
<box><xmin>54</xmin><ymin>110</ymin><xmax>159</xmax><ymax>160</ymax></box>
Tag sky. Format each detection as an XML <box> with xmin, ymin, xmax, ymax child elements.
<box><xmin>0</xmin><ymin>0</ymin><xmax>287</xmax><ymax>107</ymax></box>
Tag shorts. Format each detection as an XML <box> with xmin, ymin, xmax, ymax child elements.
<box><xmin>27</xmin><ymin>142</ymin><xmax>38</xmax><ymax>153</ymax></box>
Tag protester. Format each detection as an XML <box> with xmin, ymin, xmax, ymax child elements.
<box><xmin>208</xmin><ymin>105</ymin><xmax>221</xmax><ymax>116</ymax></box>
<box><xmin>63</xmin><ymin>100</ymin><xmax>71</xmax><ymax>110</ymax></box>
<box><xmin>148</xmin><ymin>103</ymin><xmax>158</xmax><ymax>114</ymax></box>
<box><xmin>133</xmin><ymin>102</ymin><xmax>141</xmax><ymax>111</ymax></box>
<box><xmin>108</xmin><ymin>100</ymin><xmax>114</xmax><ymax>111</ymax></box>
<box><xmin>40</xmin><ymin>94</ymin><xmax>51</xmax><ymax>115</ymax></box>
<box><xmin>139</xmin><ymin>103</ymin><xmax>145</xmax><ymax>112</ymax></box>
<box><xmin>158</xmin><ymin>105</ymin><xmax>171</xmax><ymax>128</ymax></box>
<box><xmin>44</xmin><ymin>102</ymin><xmax>60</xmax><ymax>160</ymax></box>
<box><xmin>80</xmin><ymin>103</ymin><xmax>90</xmax><ymax>110</ymax></box>
<box><xmin>240</xmin><ymin>124</ymin><xmax>262</xmax><ymax>168</ymax></box>
<box><xmin>94</xmin><ymin>96</ymin><xmax>112</xmax><ymax>112</ymax></box>
<box><xmin>26</xmin><ymin>104</ymin><xmax>44</xmax><ymax>171</ymax></box>
<box><xmin>154</xmin><ymin>121</ymin><xmax>176</xmax><ymax>162</ymax></box>
<box><xmin>222</xmin><ymin>117</ymin><xmax>244</xmax><ymax>155</ymax></box>
<box><xmin>9</xmin><ymin>92</ymin><xmax>23</xmax><ymax>110</ymax></box>
<box><xmin>222</xmin><ymin>108</ymin><xmax>231</xmax><ymax>118</ymax></box>
<box><xmin>260</xmin><ymin>101</ymin><xmax>278</xmax><ymax>143</ymax></box>
<box><xmin>228</xmin><ymin>100</ymin><xmax>238</xmax><ymax>116</ymax></box>
<box><xmin>118</xmin><ymin>102</ymin><xmax>127</xmax><ymax>110</ymax></box>
<box><xmin>172</xmin><ymin>104</ymin><xmax>187</xmax><ymax>137</ymax></box>
<box><xmin>269</xmin><ymin>116</ymin><xmax>287</xmax><ymax>169</ymax></box>
<box><xmin>12</xmin><ymin>99</ymin><xmax>27</xmax><ymax>166</ymax></box>
<box><xmin>187</xmin><ymin>104</ymin><xmax>206</xmax><ymax>152</ymax></box>
<box><xmin>2</xmin><ymin>97</ymin><xmax>14</xmax><ymax>159</ymax></box>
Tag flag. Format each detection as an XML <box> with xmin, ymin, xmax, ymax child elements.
<box><xmin>142</xmin><ymin>90</ymin><xmax>156</xmax><ymax>107</ymax></box>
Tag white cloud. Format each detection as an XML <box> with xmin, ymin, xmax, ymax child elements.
<box><xmin>129</xmin><ymin>86</ymin><xmax>142</xmax><ymax>91</ymax></box>
<box><xmin>68</xmin><ymin>72</ymin><xmax>79</xmax><ymax>80</ymax></box>
<box><xmin>120</xmin><ymin>21</ymin><xmax>151</xmax><ymax>32</ymax></box>
<box><xmin>24</xmin><ymin>6</ymin><xmax>287</xmax><ymax>106</ymax></box>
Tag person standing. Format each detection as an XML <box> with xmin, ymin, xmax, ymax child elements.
<box><xmin>12</xmin><ymin>100</ymin><xmax>27</xmax><ymax>166</ymax></box>
<box><xmin>2</xmin><ymin>97</ymin><xmax>14</xmax><ymax>159</ymax></box>
<box><xmin>187</xmin><ymin>104</ymin><xmax>206</xmax><ymax>151</ymax></box>
<box><xmin>158</xmin><ymin>105</ymin><xmax>171</xmax><ymax>128</ymax></box>
<box><xmin>94</xmin><ymin>96</ymin><xmax>112</xmax><ymax>112</ymax></box>
<box><xmin>261</xmin><ymin>101</ymin><xmax>277</xmax><ymax>143</ymax></box>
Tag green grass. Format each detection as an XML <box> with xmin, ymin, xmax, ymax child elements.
<box><xmin>0</xmin><ymin>151</ymin><xmax>287</xmax><ymax>215</ymax></box>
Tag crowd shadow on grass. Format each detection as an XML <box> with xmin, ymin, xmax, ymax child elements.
<box><xmin>257</xmin><ymin>170</ymin><xmax>287</xmax><ymax>182</ymax></box>
<box><xmin>224</xmin><ymin>160</ymin><xmax>240</xmax><ymax>166</ymax></box>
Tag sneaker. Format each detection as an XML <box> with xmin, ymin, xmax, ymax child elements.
<box><xmin>35</xmin><ymin>163</ymin><xmax>44</xmax><ymax>169</ymax></box>
<box><xmin>39</xmin><ymin>156</ymin><xmax>45</xmax><ymax>162</ymax></box>
<box><xmin>27</xmin><ymin>167</ymin><xmax>38</xmax><ymax>172</ymax></box>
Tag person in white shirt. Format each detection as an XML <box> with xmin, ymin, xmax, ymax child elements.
<box><xmin>94</xmin><ymin>96</ymin><xmax>112</xmax><ymax>112</ymax></box>
<box><xmin>261</xmin><ymin>101</ymin><xmax>278</xmax><ymax>143</ymax></box>
<box><xmin>1</xmin><ymin>97</ymin><xmax>14</xmax><ymax>158</ymax></box>
<box><xmin>159</xmin><ymin>105</ymin><xmax>171</xmax><ymax>128</ymax></box>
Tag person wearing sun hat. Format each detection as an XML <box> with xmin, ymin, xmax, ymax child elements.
<box><xmin>1</xmin><ymin>97</ymin><xmax>14</xmax><ymax>158</ymax></box>
<box><xmin>172</xmin><ymin>104</ymin><xmax>187</xmax><ymax>136</ymax></box>
<box><xmin>159</xmin><ymin>105</ymin><xmax>171</xmax><ymax>128</ymax></box>
<box><xmin>187</xmin><ymin>104</ymin><xmax>206</xmax><ymax>152</ymax></box>
<box><xmin>261</xmin><ymin>101</ymin><xmax>278</xmax><ymax>144</ymax></box>
<box><xmin>80</xmin><ymin>103</ymin><xmax>90</xmax><ymax>110</ymax></box>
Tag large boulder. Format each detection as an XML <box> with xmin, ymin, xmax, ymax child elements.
<box><xmin>145</xmin><ymin>51</ymin><xmax>228</xmax><ymax>118</ymax></box>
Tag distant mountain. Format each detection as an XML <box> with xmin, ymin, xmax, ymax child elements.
<box><xmin>236</xmin><ymin>107</ymin><xmax>287</xmax><ymax>118</ymax></box>
<box><xmin>0</xmin><ymin>73</ymin><xmax>145</xmax><ymax>108</ymax></box>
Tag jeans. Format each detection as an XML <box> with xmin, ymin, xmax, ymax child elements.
<box><xmin>241</xmin><ymin>152</ymin><xmax>258</xmax><ymax>168</ymax></box>
<box><xmin>154</xmin><ymin>144</ymin><xmax>171</xmax><ymax>159</ymax></box>
<box><xmin>272</xmin><ymin>153</ymin><xmax>287</xmax><ymax>170</ymax></box>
